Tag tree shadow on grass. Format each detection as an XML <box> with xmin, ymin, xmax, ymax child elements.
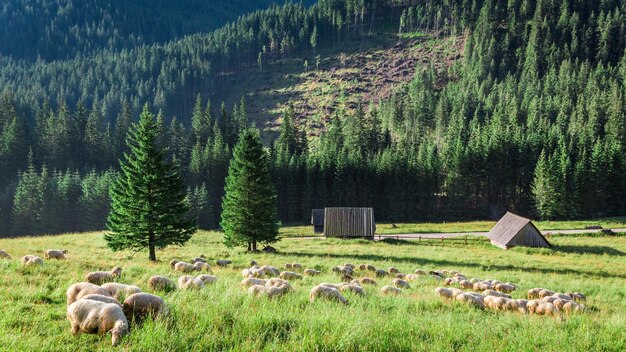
<box><xmin>553</xmin><ymin>245</ymin><xmax>626</xmax><ymax>256</ymax></box>
<box><xmin>272</xmin><ymin>248</ymin><xmax>626</xmax><ymax>280</ymax></box>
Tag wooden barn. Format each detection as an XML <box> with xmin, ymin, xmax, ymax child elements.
<box><xmin>311</xmin><ymin>209</ymin><xmax>325</xmax><ymax>234</ymax></box>
<box><xmin>323</xmin><ymin>207</ymin><xmax>376</xmax><ymax>239</ymax></box>
<box><xmin>487</xmin><ymin>212</ymin><xmax>551</xmax><ymax>249</ymax></box>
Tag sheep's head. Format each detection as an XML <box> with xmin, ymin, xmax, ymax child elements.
<box><xmin>61</xmin><ymin>249</ymin><xmax>68</xmax><ymax>254</ymax></box>
<box><xmin>111</xmin><ymin>320</ymin><xmax>128</xmax><ymax>346</ymax></box>
<box><xmin>111</xmin><ymin>267</ymin><xmax>122</xmax><ymax>276</ymax></box>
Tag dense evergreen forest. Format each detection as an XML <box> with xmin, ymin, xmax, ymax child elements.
<box><xmin>1</xmin><ymin>0</ymin><xmax>625</xmax><ymax>236</ymax></box>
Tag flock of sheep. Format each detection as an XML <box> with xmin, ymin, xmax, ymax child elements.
<box><xmin>434</xmin><ymin>270</ymin><xmax>587</xmax><ymax>315</ymax></box>
<box><xmin>0</xmin><ymin>248</ymin><xmax>590</xmax><ymax>347</ymax></box>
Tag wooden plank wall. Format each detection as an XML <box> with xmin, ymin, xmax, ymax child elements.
<box><xmin>324</xmin><ymin>207</ymin><xmax>376</xmax><ymax>238</ymax></box>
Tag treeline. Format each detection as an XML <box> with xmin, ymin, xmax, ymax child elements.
<box><xmin>0</xmin><ymin>0</ymin><xmax>311</xmax><ymax>61</ymax></box>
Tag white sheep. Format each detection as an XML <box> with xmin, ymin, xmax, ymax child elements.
<box><xmin>332</xmin><ymin>266</ymin><xmax>353</xmax><ymax>276</ymax></box>
<box><xmin>455</xmin><ymin>292</ymin><xmax>485</xmax><ymax>309</ymax></box>
<box><xmin>193</xmin><ymin>262</ymin><xmax>213</xmax><ymax>273</ymax></box>
<box><xmin>261</xmin><ymin>265</ymin><xmax>281</xmax><ymax>277</ymax></box>
<box><xmin>375</xmin><ymin>269</ymin><xmax>389</xmax><ymax>278</ymax></box>
<box><xmin>388</xmin><ymin>267</ymin><xmax>400</xmax><ymax>274</ymax></box>
<box><xmin>101</xmin><ymin>283</ymin><xmax>142</xmax><ymax>301</ymax></box>
<box><xmin>44</xmin><ymin>249</ymin><xmax>68</xmax><ymax>260</ymax></box>
<box><xmin>241</xmin><ymin>278</ymin><xmax>267</xmax><ymax>288</ymax></box>
<box><xmin>414</xmin><ymin>269</ymin><xmax>426</xmax><ymax>275</ymax></box>
<box><xmin>405</xmin><ymin>274</ymin><xmax>417</xmax><ymax>281</ymax></box>
<box><xmin>552</xmin><ymin>293</ymin><xmax>573</xmax><ymax>300</ymax></box>
<box><xmin>85</xmin><ymin>267</ymin><xmax>122</xmax><ymax>285</ymax></box>
<box><xmin>358</xmin><ymin>264</ymin><xmax>368</xmax><ymax>271</ymax></box>
<box><xmin>473</xmin><ymin>281</ymin><xmax>494</xmax><ymax>291</ymax></box>
<box><xmin>394</xmin><ymin>273</ymin><xmax>407</xmax><ymax>279</ymax></box>
<box><xmin>80</xmin><ymin>294</ymin><xmax>122</xmax><ymax>306</ymax></box>
<box><xmin>169</xmin><ymin>259</ymin><xmax>180</xmax><ymax>270</ymax></box>
<box><xmin>340</xmin><ymin>284</ymin><xmax>365</xmax><ymax>296</ymax></box>
<box><xmin>266</xmin><ymin>278</ymin><xmax>291</xmax><ymax>287</ymax></box>
<box><xmin>562</xmin><ymin>301</ymin><xmax>586</xmax><ymax>314</ymax></box>
<box><xmin>20</xmin><ymin>255</ymin><xmax>44</xmax><ymax>267</ymax></box>
<box><xmin>279</xmin><ymin>271</ymin><xmax>302</xmax><ymax>280</ymax></box>
<box><xmin>197</xmin><ymin>275</ymin><xmax>217</xmax><ymax>285</ymax></box>
<box><xmin>122</xmin><ymin>293</ymin><xmax>166</xmax><ymax>321</ymax></box>
<box><xmin>0</xmin><ymin>249</ymin><xmax>11</xmax><ymax>259</ymax></box>
<box><xmin>459</xmin><ymin>280</ymin><xmax>473</xmax><ymax>289</ymax></box>
<box><xmin>359</xmin><ymin>277</ymin><xmax>377</xmax><ymax>285</ymax></box>
<box><xmin>304</xmin><ymin>268</ymin><xmax>321</xmax><ymax>276</ymax></box>
<box><xmin>66</xmin><ymin>282</ymin><xmax>112</xmax><ymax>305</ymax></box>
<box><xmin>535</xmin><ymin>302</ymin><xmax>558</xmax><ymax>316</ymax></box>
<box><xmin>495</xmin><ymin>283</ymin><xmax>516</xmax><ymax>294</ymax></box>
<box><xmin>148</xmin><ymin>276</ymin><xmax>176</xmax><ymax>292</ymax></box>
<box><xmin>392</xmin><ymin>278</ymin><xmax>410</xmax><ymax>289</ymax></box>
<box><xmin>66</xmin><ymin>299</ymin><xmax>129</xmax><ymax>346</ymax></box>
<box><xmin>178</xmin><ymin>275</ymin><xmax>204</xmax><ymax>290</ymax></box>
<box><xmin>482</xmin><ymin>289</ymin><xmax>511</xmax><ymax>299</ymax></box>
<box><xmin>564</xmin><ymin>291</ymin><xmax>586</xmax><ymax>303</ymax></box>
<box><xmin>318</xmin><ymin>283</ymin><xmax>345</xmax><ymax>290</ymax></box>
<box><xmin>380</xmin><ymin>285</ymin><xmax>402</xmax><ymax>295</ymax></box>
<box><xmin>434</xmin><ymin>287</ymin><xmax>463</xmax><ymax>299</ymax></box>
<box><xmin>366</xmin><ymin>264</ymin><xmax>377</xmax><ymax>272</ymax></box>
<box><xmin>538</xmin><ymin>289</ymin><xmax>556</xmax><ymax>299</ymax></box>
<box><xmin>343</xmin><ymin>263</ymin><xmax>356</xmax><ymax>269</ymax></box>
<box><xmin>310</xmin><ymin>285</ymin><xmax>349</xmax><ymax>305</ymax></box>
<box><xmin>248</xmin><ymin>285</ymin><xmax>267</xmax><ymax>296</ymax></box>
<box><xmin>174</xmin><ymin>261</ymin><xmax>196</xmax><ymax>273</ymax></box>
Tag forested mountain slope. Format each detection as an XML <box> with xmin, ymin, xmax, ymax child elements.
<box><xmin>1</xmin><ymin>0</ymin><xmax>625</xmax><ymax>237</ymax></box>
<box><xmin>0</xmin><ymin>0</ymin><xmax>315</xmax><ymax>61</ymax></box>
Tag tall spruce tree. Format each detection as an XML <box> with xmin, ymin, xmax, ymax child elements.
<box><xmin>221</xmin><ymin>129</ymin><xmax>279</xmax><ymax>251</ymax></box>
<box><xmin>105</xmin><ymin>105</ymin><xmax>196</xmax><ymax>261</ymax></box>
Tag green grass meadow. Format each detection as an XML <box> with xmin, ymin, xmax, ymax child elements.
<box><xmin>1</xmin><ymin>229</ymin><xmax>625</xmax><ymax>351</ymax></box>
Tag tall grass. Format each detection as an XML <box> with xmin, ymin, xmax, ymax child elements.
<box><xmin>0</xmin><ymin>231</ymin><xmax>624</xmax><ymax>351</ymax></box>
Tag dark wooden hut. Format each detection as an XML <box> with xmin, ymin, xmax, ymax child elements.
<box><xmin>311</xmin><ymin>209</ymin><xmax>325</xmax><ymax>234</ymax></box>
<box><xmin>323</xmin><ymin>207</ymin><xmax>376</xmax><ymax>238</ymax></box>
<box><xmin>487</xmin><ymin>212</ymin><xmax>551</xmax><ymax>249</ymax></box>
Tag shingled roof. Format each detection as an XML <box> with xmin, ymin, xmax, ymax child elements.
<box><xmin>487</xmin><ymin>212</ymin><xmax>551</xmax><ymax>249</ymax></box>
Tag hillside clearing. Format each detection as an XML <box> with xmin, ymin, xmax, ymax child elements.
<box><xmin>0</xmin><ymin>231</ymin><xmax>624</xmax><ymax>351</ymax></box>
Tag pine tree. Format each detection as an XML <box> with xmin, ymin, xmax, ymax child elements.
<box><xmin>11</xmin><ymin>152</ymin><xmax>42</xmax><ymax>235</ymax></box>
<box><xmin>221</xmin><ymin>129</ymin><xmax>279</xmax><ymax>251</ymax></box>
<box><xmin>105</xmin><ymin>105</ymin><xmax>196</xmax><ymax>261</ymax></box>
<box><xmin>531</xmin><ymin>150</ymin><xmax>557</xmax><ymax>220</ymax></box>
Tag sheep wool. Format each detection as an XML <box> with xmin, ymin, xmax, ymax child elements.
<box><xmin>340</xmin><ymin>284</ymin><xmax>365</xmax><ymax>296</ymax></box>
<box><xmin>392</xmin><ymin>278</ymin><xmax>410</xmax><ymax>289</ymax></box>
<box><xmin>84</xmin><ymin>267</ymin><xmax>122</xmax><ymax>285</ymax></box>
<box><xmin>279</xmin><ymin>271</ymin><xmax>302</xmax><ymax>280</ymax></box>
<box><xmin>44</xmin><ymin>249</ymin><xmax>68</xmax><ymax>260</ymax></box>
<box><xmin>455</xmin><ymin>292</ymin><xmax>485</xmax><ymax>309</ymax></box>
<box><xmin>66</xmin><ymin>282</ymin><xmax>112</xmax><ymax>305</ymax></box>
<box><xmin>482</xmin><ymin>290</ymin><xmax>511</xmax><ymax>299</ymax></box>
<box><xmin>169</xmin><ymin>259</ymin><xmax>180</xmax><ymax>270</ymax></box>
<box><xmin>178</xmin><ymin>276</ymin><xmax>205</xmax><ymax>290</ymax></box>
<box><xmin>174</xmin><ymin>262</ymin><xmax>196</xmax><ymax>273</ymax></box>
<box><xmin>375</xmin><ymin>269</ymin><xmax>389</xmax><ymax>278</ymax></box>
<box><xmin>197</xmin><ymin>275</ymin><xmax>217</xmax><ymax>285</ymax></box>
<box><xmin>80</xmin><ymin>294</ymin><xmax>122</xmax><ymax>306</ymax></box>
<box><xmin>123</xmin><ymin>293</ymin><xmax>166</xmax><ymax>321</ymax></box>
<box><xmin>381</xmin><ymin>285</ymin><xmax>402</xmax><ymax>295</ymax></box>
<box><xmin>67</xmin><ymin>299</ymin><xmax>129</xmax><ymax>346</ymax></box>
<box><xmin>266</xmin><ymin>278</ymin><xmax>290</xmax><ymax>287</ymax></box>
<box><xmin>318</xmin><ymin>283</ymin><xmax>345</xmax><ymax>290</ymax></box>
<box><xmin>0</xmin><ymin>250</ymin><xmax>11</xmax><ymax>259</ymax></box>
<box><xmin>414</xmin><ymin>269</ymin><xmax>427</xmax><ymax>275</ymax></box>
<box><xmin>20</xmin><ymin>255</ymin><xmax>44</xmax><ymax>267</ymax></box>
<box><xmin>388</xmin><ymin>267</ymin><xmax>400</xmax><ymax>274</ymax></box>
<box><xmin>495</xmin><ymin>283</ymin><xmax>516</xmax><ymax>294</ymax></box>
<box><xmin>310</xmin><ymin>285</ymin><xmax>349</xmax><ymax>305</ymax></box>
<box><xmin>366</xmin><ymin>264</ymin><xmax>377</xmax><ymax>272</ymax></box>
<box><xmin>216</xmin><ymin>260</ymin><xmax>232</xmax><ymax>267</ymax></box>
<box><xmin>148</xmin><ymin>276</ymin><xmax>176</xmax><ymax>292</ymax></box>
<box><xmin>193</xmin><ymin>262</ymin><xmax>213</xmax><ymax>273</ymax></box>
<box><xmin>241</xmin><ymin>278</ymin><xmax>267</xmax><ymax>288</ymax></box>
<box><xmin>343</xmin><ymin>263</ymin><xmax>356</xmax><ymax>269</ymax></box>
<box><xmin>538</xmin><ymin>289</ymin><xmax>556</xmax><ymax>299</ymax></box>
<box><xmin>101</xmin><ymin>283</ymin><xmax>142</xmax><ymax>301</ymax></box>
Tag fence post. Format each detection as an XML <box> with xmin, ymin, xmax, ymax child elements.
<box><xmin>419</xmin><ymin>236</ymin><xmax>421</xmax><ymax>243</ymax></box>
<box><xmin>397</xmin><ymin>234</ymin><xmax>399</xmax><ymax>240</ymax></box>
<box><xmin>442</xmin><ymin>237</ymin><xmax>444</xmax><ymax>246</ymax></box>
<box><xmin>465</xmin><ymin>237</ymin><xmax>467</xmax><ymax>245</ymax></box>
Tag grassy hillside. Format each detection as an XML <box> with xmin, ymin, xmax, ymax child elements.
<box><xmin>0</xmin><ymin>231</ymin><xmax>624</xmax><ymax>351</ymax></box>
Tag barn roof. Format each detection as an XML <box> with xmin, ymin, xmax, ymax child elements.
<box><xmin>487</xmin><ymin>212</ymin><xmax>551</xmax><ymax>248</ymax></box>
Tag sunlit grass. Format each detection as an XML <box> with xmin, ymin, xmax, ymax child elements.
<box><xmin>0</xmin><ymin>230</ymin><xmax>625</xmax><ymax>351</ymax></box>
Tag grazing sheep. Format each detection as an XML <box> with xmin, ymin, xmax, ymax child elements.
<box><xmin>261</xmin><ymin>265</ymin><xmax>281</xmax><ymax>277</ymax></box>
<box><xmin>366</xmin><ymin>264</ymin><xmax>377</xmax><ymax>272</ymax></box>
<box><xmin>241</xmin><ymin>278</ymin><xmax>267</xmax><ymax>288</ymax></box>
<box><xmin>541</xmin><ymin>296</ymin><xmax>559</xmax><ymax>304</ymax></box>
<box><xmin>443</xmin><ymin>278</ymin><xmax>457</xmax><ymax>286</ymax></box>
<box><xmin>174</xmin><ymin>262</ymin><xmax>196</xmax><ymax>273</ymax></box>
<box><xmin>284</xmin><ymin>263</ymin><xmax>293</xmax><ymax>269</ymax></box>
<box><xmin>20</xmin><ymin>255</ymin><xmax>44</xmax><ymax>267</ymax></box>
<box><xmin>0</xmin><ymin>250</ymin><xmax>11</xmax><ymax>259</ymax></box>
<box><xmin>394</xmin><ymin>273</ymin><xmax>407</xmax><ymax>279</ymax></box>
<box><xmin>469</xmin><ymin>278</ymin><xmax>481</xmax><ymax>284</ymax></box>
<box><xmin>375</xmin><ymin>269</ymin><xmax>389</xmax><ymax>278</ymax></box>
<box><xmin>248</xmin><ymin>285</ymin><xmax>267</xmax><ymax>296</ymax></box>
<box><xmin>249</xmin><ymin>260</ymin><xmax>258</xmax><ymax>266</ymax></box>
<box><xmin>197</xmin><ymin>275</ymin><xmax>217</xmax><ymax>285</ymax></box>
<box><xmin>178</xmin><ymin>276</ymin><xmax>204</xmax><ymax>290</ymax></box>
<box><xmin>169</xmin><ymin>260</ymin><xmax>180</xmax><ymax>270</ymax></box>
<box><xmin>527</xmin><ymin>288</ymin><xmax>542</xmax><ymax>299</ymax></box>
<box><xmin>495</xmin><ymin>283</ymin><xmax>516</xmax><ymax>294</ymax></box>
<box><xmin>525</xmin><ymin>300</ymin><xmax>543</xmax><ymax>314</ymax></box>
<box><xmin>148</xmin><ymin>276</ymin><xmax>176</xmax><ymax>292</ymax></box>
<box><xmin>358</xmin><ymin>264</ymin><xmax>368</xmax><ymax>271</ymax></box>
<box><xmin>482</xmin><ymin>290</ymin><xmax>511</xmax><ymax>299</ymax></box>
<box><xmin>292</xmin><ymin>263</ymin><xmax>303</xmax><ymax>270</ymax></box>
<box><xmin>380</xmin><ymin>285</ymin><xmax>402</xmax><ymax>295</ymax></box>
<box><xmin>248</xmin><ymin>282</ymin><xmax>291</xmax><ymax>298</ymax></box>
<box><xmin>343</xmin><ymin>263</ymin><xmax>356</xmax><ymax>269</ymax></box>
<box><xmin>429</xmin><ymin>270</ymin><xmax>445</xmax><ymax>278</ymax></box>
<box><xmin>535</xmin><ymin>302</ymin><xmax>558</xmax><ymax>316</ymax></box>
<box><xmin>80</xmin><ymin>294</ymin><xmax>121</xmax><ymax>306</ymax></box>
<box><xmin>435</xmin><ymin>287</ymin><xmax>464</xmax><ymax>299</ymax></box>
<box><xmin>310</xmin><ymin>285</ymin><xmax>349</xmax><ymax>305</ymax></box>
<box><xmin>332</xmin><ymin>266</ymin><xmax>353</xmax><ymax>276</ymax></box>
<box><xmin>66</xmin><ymin>299</ymin><xmax>129</xmax><ymax>346</ymax></box>
<box><xmin>216</xmin><ymin>260</ymin><xmax>232</xmax><ymax>267</ymax></box>
<box><xmin>340</xmin><ymin>284</ymin><xmax>365</xmax><ymax>295</ymax></box>
<box><xmin>85</xmin><ymin>267</ymin><xmax>122</xmax><ymax>285</ymax></box>
<box><xmin>358</xmin><ymin>277</ymin><xmax>377</xmax><ymax>285</ymax></box>
<box><xmin>404</xmin><ymin>274</ymin><xmax>417</xmax><ymax>281</ymax></box>
<box><xmin>247</xmin><ymin>267</ymin><xmax>267</xmax><ymax>278</ymax></box>
<box><xmin>552</xmin><ymin>293</ymin><xmax>573</xmax><ymax>300</ymax></box>
<box><xmin>304</xmin><ymin>269</ymin><xmax>321</xmax><ymax>276</ymax></box>
<box><xmin>455</xmin><ymin>292</ymin><xmax>485</xmax><ymax>309</ymax></box>
<box><xmin>414</xmin><ymin>269</ymin><xmax>426</xmax><ymax>275</ymax></box>
<box><xmin>459</xmin><ymin>280</ymin><xmax>474</xmax><ymax>289</ymax></box>
<box><xmin>538</xmin><ymin>289</ymin><xmax>556</xmax><ymax>299</ymax></box>
<box><xmin>552</xmin><ymin>298</ymin><xmax>570</xmax><ymax>310</ymax></box>
<box><xmin>392</xmin><ymin>278</ymin><xmax>410</xmax><ymax>289</ymax></box>
<box><xmin>565</xmin><ymin>292</ymin><xmax>587</xmax><ymax>303</ymax></box>
<box><xmin>473</xmin><ymin>282</ymin><xmax>494</xmax><ymax>292</ymax></box>
<box><xmin>562</xmin><ymin>301</ymin><xmax>586</xmax><ymax>314</ymax></box>
<box><xmin>66</xmin><ymin>282</ymin><xmax>112</xmax><ymax>305</ymax></box>
<box><xmin>101</xmin><ymin>283</ymin><xmax>142</xmax><ymax>300</ymax></box>
<box><xmin>44</xmin><ymin>249</ymin><xmax>68</xmax><ymax>260</ymax></box>
<box><xmin>388</xmin><ymin>267</ymin><xmax>400</xmax><ymax>274</ymax></box>
<box><xmin>193</xmin><ymin>262</ymin><xmax>213</xmax><ymax>273</ymax></box>
<box><xmin>266</xmin><ymin>278</ymin><xmax>290</xmax><ymax>287</ymax></box>
<box><xmin>191</xmin><ymin>257</ymin><xmax>206</xmax><ymax>264</ymax></box>
<box><xmin>318</xmin><ymin>283</ymin><xmax>345</xmax><ymax>290</ymax></box>
<box><xmin>122</xmin><ymin>293</ymin><xmax>166</xmax><ymax>321</ymax></box>
<box><xmin>279</xmin><ymin>271</ymin><xmax>302</xmax><ymax>280</ymax></box>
